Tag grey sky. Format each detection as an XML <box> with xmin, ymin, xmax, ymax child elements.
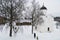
<box><xmin>38</xmin><ymin>0</ymin><xmax>60</xmax><ymax>17</ymax></box>
<box><xmin>28</xmin><ymin>0</ymin><xmax>60</xmax><ymax>17</ymax></box>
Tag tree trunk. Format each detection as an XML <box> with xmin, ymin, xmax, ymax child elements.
<box><xmin>32</xmin><ymin>25</ymin><xmax>33</xmax><ymax>34</ymax></box>
<box><xmin>9</xmin><ymin>20</ymin><xmax>12</xmax><ymax>37</ymax></box>
<box><xmin>32</xmin><ymin>14</ymin><xmax>33</xmax><ymax>34</ymax></box>
<box><xmin>32</xmin><ymin>9</ymin><xmax>35</xmax><ymax>34</ymax></box>
<box><xmin>9</xmin><ymin>1</ymin><xmax>13</xmax><ymax>37</ymax></box>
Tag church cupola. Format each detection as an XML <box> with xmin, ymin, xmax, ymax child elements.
<box><xmin>40</xmin><ymin>3</ymin><xmax>47</xmax><ymax>15</ymax></box>
<box><xmin>40</xmin><ymin>3</ymin><xmax>47</xmax><ymax>10</ymax></box>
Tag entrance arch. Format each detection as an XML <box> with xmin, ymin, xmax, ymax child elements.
<box><xmin>47</xmin><ymin>27</ymin><xmax>50</xmax><ymax>31</ymax></box>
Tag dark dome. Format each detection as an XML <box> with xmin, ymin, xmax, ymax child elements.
<box><xmin>40</xmin><ymin>5</ymin><xmax>47</xmax><ymax>10</ymax></box>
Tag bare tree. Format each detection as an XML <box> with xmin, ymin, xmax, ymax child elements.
<box><xmin>31</xmin><ymin>0</ymin><xmax>44</xmax><ymax>34</ymax></box>
<box><xmin>0</xmin><ymin>0</ymin><xmax>26</xmax><ymax>37</ymax></box>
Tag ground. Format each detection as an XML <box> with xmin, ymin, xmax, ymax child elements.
<box><xmin>0</xmin><ymin>24</ymin><xmax>60</xmax><ymax>40</ymax></box>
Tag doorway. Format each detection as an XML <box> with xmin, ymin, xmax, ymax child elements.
<box><xmin>47</xmin><ymin>27</ymin><xmax>50</xmax><ymax>31</ymax></box>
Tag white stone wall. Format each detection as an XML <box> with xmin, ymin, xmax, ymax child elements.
<box><xmin>36</xmin><ymin>16</ymin><xmax>56</xmax><ymax>33</ymax></box>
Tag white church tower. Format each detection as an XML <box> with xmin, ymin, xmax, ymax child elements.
<box><xmin>40</xmin><ymin>3</ymin><xmax>47</xmax><ymax>15</ymax></box>
<box><xmin>35</xmin><ymin>3</ymin><xmax>56</xmax><ymax>33</ymax></box>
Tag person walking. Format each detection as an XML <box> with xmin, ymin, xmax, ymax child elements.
<box><xmin>34</xmin><ymin>33</ymin><xmax>36</xmax><ymax>38</ymax></box>
<box><xmin>36</xmin><ymin>36</ymin><xmax>38</xmax><ymax>40</ymax></box>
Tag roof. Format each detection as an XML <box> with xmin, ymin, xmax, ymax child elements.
<box><xmin>40</xmin><ymin>4</ymin><xmax>47</xmax><ymax>10</ymax></box>
<box><xmin>54</xmin><ymin>17</ymin><xmax>60</xmax><ymax>22</ymax></box>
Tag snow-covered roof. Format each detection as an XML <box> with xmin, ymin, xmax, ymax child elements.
<box><xmin>20</xmin><ymin>19</ymin><xmax>32</xmax><ymax>23</ymax></box>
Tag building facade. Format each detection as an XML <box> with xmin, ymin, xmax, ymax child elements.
<box><xmin>35</xmin><ymin>4</ymin><xmax>56</xmax><ymax>33</ymax></box>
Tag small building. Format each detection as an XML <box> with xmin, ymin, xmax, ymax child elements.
<box><xmin>0</xmin><ymin>16</ymin><xmax>7</xmax><ymax>24</ymax></box>
<box><xmin>54</xmin><ymin>17</ymin><xmax>60</xmax><ymax>22</ymax></box>
<box><xmin>16</xmin><ymin>22</ymin><xmax>31</xmax><ymax>26</ymax></box>
<box><xmin>16</xmin><ymin>19</ymin><xmax>32</xmax><ymax>26</ymax></box>
<box><xmin>54</xmin><ymin>17</ymin><xmax>60</xmax><ymax>29</ymax></box>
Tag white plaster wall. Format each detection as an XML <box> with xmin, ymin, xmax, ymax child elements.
<box><xmin>41</xmin><ymin>10</ymin><xmax>47</xmax><ymax>15</ymax></box>
<box><xmin>36</xmin><ymin>16</ymin><xmax>56</xmax><ymax>33</ymax></box>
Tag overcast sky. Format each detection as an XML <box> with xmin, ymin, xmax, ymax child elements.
<box><xmin>28</xmin><ymin>0</ymin><xmax>60</xmax><ymax>17</ymax></box>
<box><xmin>37</xmin><ymin>0</ymin><xmax>60</xmax><ymax>17</ymax></box>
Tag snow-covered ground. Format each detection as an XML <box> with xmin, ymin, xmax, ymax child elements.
<box><xmin>36</xmin><ymin>29</ymin><xmax>60</xmax><ymax>40</ymax></box>
<box><xmin>0</xmin><ymin>24</ymin><xmax>60</xmax><ymax>40</ymax></box>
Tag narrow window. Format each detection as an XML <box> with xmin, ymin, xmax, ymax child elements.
<box><xmin>48</xmin><ymin>27</ymin><xmax>50</xmax><ymax>31</ymax></box>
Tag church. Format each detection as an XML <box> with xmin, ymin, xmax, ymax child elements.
<box><xmin>34</xmin><ymin>4</ymin><xmax>56</xmax><ymax>33</ymax></box>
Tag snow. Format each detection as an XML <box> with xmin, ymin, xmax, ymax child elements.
<box><xmin>15</xmin><ymin>19</ymin><xmax>32</xmax><ymax>23</ymax></box>
<box><xmin>36</xmin><ymin>29</ymin><xmax>60</xmax><ymax>40</ymax></box>
<box><xmin>0</xmin><ymin>24</ymin><xmax>60</xmax><ymax>40</ymax></box>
